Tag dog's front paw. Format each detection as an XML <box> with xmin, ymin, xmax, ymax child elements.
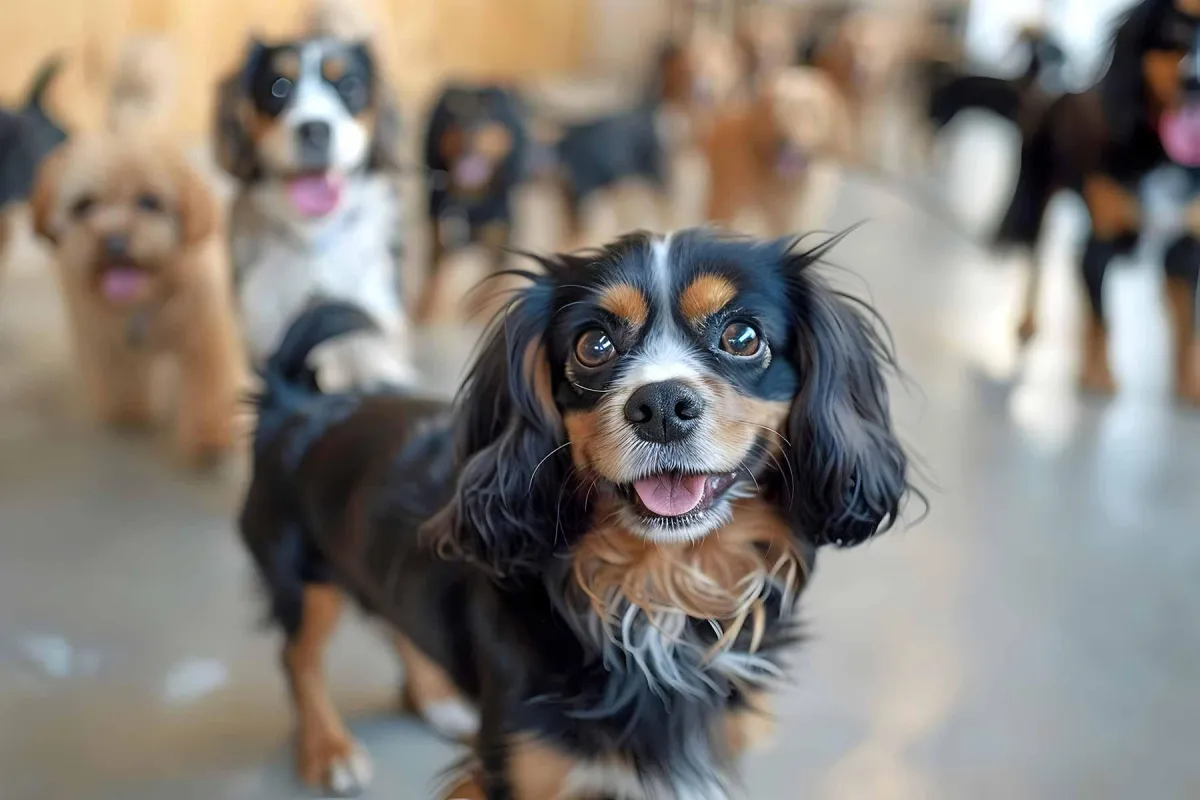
<box><xmin>176</xmin><ymin>420</ymin><xmax>237</xmax><ymax>469</ymax></box>
<box><xmin>298</xmin><ymin>738</ymin><xmax>373</xmax><ymax>797</ymax></box>
<box><xmin>1079</xmin><ymin>360</ymin><xmax>1117</xmax><ymax>396</ymax></box>
<box><xmin>1177</xmin><ymin>375</ymin><xmax>1200</xmax><ymax>407</ymax></box>
<box><xmin>1016</xmin><ymin>315</ymin><xmax>1037</xmax><ymax>347</ymax></box>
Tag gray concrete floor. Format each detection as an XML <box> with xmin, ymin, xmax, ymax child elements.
<box><xmin>5</xmin><ymin>12</ymin><xmax>1200</xmax><ymax>798</ymax></box>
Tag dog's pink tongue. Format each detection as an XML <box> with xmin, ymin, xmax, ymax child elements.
<box><xmin>287</xmin><ymin>174</ymin><xmax>342</xmax><ymax>217</ymax></box>
<box><xmin>777</xmin><ymin>147</ymin><xmax>807</xmax><ymax>177</ymax></box>
<box><xmin>101</xmin><ymin>268</ymin><xmax>148</xmax><ymax>304</ymax></box>
<box><xmin>633</xmin><ymin>473</ymin><xmax>707</xmax><ymax>517</ymax></box>
<box><xmin>453</xmin><ymin>154</ymin><xmax>493</xmax><ymax>190</ymax></box>
<box><xmin>1160</xmin><ymin>106</ymin><xmax>1200</xmax><ymax>166</ymax></box>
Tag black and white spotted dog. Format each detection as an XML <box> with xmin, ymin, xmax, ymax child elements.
<box><xmin>216</xmin><ymin>36</ymin><xmax>411</xmax><ymax>390</ymax></box>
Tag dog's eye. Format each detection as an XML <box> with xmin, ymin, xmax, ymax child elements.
<box><xmin>271</xmin><ymin>77</ymin><xmax>292</xmax><ymax>100</ymax></box>
<box><xmin>136</xmin><ymin>193</ymin><xmax>163</xmax><ymax>213</ymax></box>
<box><xmin>720</xmin><ymin>322</ymin><xmax>761</xmax><ymax>357</ymax></box>
<box><xmin>339</xmin><ymin>75</ymin><xmax>368</xmax><ymax>111</ymax></box>
<box><xmin>70</xmin><ymin>195</ymin><xmax>95</xmax><ymax>219</ymax></box>
<box><xmin>574</xmin><ymin>329</ymin><xmax>616</xmax><ymax>368</ymax></box>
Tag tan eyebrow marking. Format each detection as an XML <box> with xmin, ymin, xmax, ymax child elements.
<box><xmin>321</xmin><ymin>56</ymin><xmax>347</xmax><ymax>82</ymax></box>
<box><xmin>680</xmin><ymin>274</ymin><xmax>737</xmax><ymax>324</ymax></box>
<box><xmin>273</xmin><ymin>50</ymin><xmax>300</xmax><ymax>81</ymax></box>
<box><xmin>598</xmin><ymin>283</ymin><xmax>648</xmax><ymax>328</ymax></box>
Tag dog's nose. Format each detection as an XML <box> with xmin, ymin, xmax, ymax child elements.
<box><xmin>296</xmin><ymin>121</ymin><xmax>332</xmax><ymax>160</ymax></box>
<box><xmin>103</xmin><ymin>234</ymin><xmax>129</xmax><ymax>259</ymax></box>
<box><xmin>624</xmin><ymin>381</ymin><xmax>704</xmax><ymax>443</ymax></box>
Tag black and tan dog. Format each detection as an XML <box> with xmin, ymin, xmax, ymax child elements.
<box><xmin>995</xmin><ymin>0</ymin><xmax>1200</xmax><ymax>402</ymax></box>
<box><xmin>417</xmin><ymin>83</ymin><xmax>527</xmax><ymax>322</ymax></box>
<box><xmin>240</xmin><ymin>228</ymin><xmax>914</xmax><ymax>797</ymax></box>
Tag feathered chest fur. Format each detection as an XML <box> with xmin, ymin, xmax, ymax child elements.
<box><xmin>229</xmin><ymin>175</ymin><xmax>405</xmax><ymax>361</ymax></box>
<box><xmin>512</xmin><ymin>498</ymin><xmax>809</xmax><ymax>794</ymax></box>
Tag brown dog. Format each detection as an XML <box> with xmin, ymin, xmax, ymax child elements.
<box><xmin>32</xmin><ymin>134</ymin><xmax>244</xmax><ymax>464</ymax></box>
<box><xmin>705</xmin><ymin>66</ymin><xmax>851</xmax><ymax>235</ymax></box>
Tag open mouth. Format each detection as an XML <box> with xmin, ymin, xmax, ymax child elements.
<box><xmin>775</xmin><ymin>143</ymin><xmax>809</xmax><ymax>176</ymax></box>
<box><xmin>1160</xmin><ymin>102</ymin><xmax>1200</xmax><ymax>166</ymax></box>
<box><xmin>286</xmin><ymin>171</ymin><xmax>344</xmax><ymax>218</ymax></box>
<box><xmin>451</xmin><ymin>153</ymin><xmax>495</xmax><ymax>191</ymax></box>
<box><xmin>622</xmin><ymin>471</ymin><xmax>739</xmax><ymax>520</ymax></box>
<box><xmin>95</xmin><ymin>262</ymin><xmax>152</xmax><ymax>306</ymax></box>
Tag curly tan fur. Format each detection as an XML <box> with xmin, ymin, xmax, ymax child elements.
<box><xmin>31</xmin><ymin>134</ymin><xmax>245</xmax><ymax>466</ymax></box>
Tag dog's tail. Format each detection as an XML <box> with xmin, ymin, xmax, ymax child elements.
<box><xmin>928</xmin><ymin>26</ymin><xmax>1064</xmax><ymax>131</ymax></box>
<box><xmin>928</xmin><ymin>74</ymin><xmax>1025</xmax><ymax>131</ymax></box>
<box><xmin>23</xmin><ymin>54</ymin><xmax>65</xmax><ymax>111</ymax></box>
<box><xmin>255</xmin><ymin>301</ymin><xmax>380</xmax><ymax>423</ymax></box>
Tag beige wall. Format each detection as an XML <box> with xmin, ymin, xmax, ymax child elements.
<box><xmin>0</xmin><ymin>0</ymin><xmax>589</xmax><ymax>139</ymax></box>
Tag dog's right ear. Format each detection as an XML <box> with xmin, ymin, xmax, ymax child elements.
<box><xmin>425</xmin><ymin>268</ymin><xmax>577</xmax><ymax>576</ymax></box>
<box><xmin>31</xmin><ymin>144</ymin><xmax>68</xmax><ymax>245</ymax></box>
<box><xmin>213</xmin><ymin>40</ymin><xmax>266</xmax><ymax>182</ymax></box>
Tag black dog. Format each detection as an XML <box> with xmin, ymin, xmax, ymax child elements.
<box><xmin>0</xmin><ymin>56</ymin><xmax>67</xmax><ymax>218</ymax></box>
<box><xmin>992</xmin><ymin>0</ymin><xmax>1200</xmax><ymax>401</ymax></box>
<box><xmin>553</xmin><ymin>103</ymin><xmax>669</xmax><ymax>245</ymax></box>
<box><xmin>417</xmin><ymin>83</ymin><xmax>527</xmax><ymax>321</ymax></box>
<box><xmin>240</xmin><ymin>227</ymin><xmax>913</xmax><ymax>797</ymax></box>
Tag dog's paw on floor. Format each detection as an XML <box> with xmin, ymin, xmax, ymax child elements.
<box><xmin>298</xmin><ymin>738</ymin><xmax>373</xmax><ymax>797</ymax></box>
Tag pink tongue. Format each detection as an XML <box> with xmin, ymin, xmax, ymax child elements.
<box><xmin>454</xmin><ymin>154</ymin><xmax>493</xmax><ymax>189</ymax></box>
<box><xmin>287</xmin><ymin>175</ymin><xmax>342</xmax><ymax>217</ymax></box>
<box><xmin>1160</xmin><ymin>107</ymin><xmax>1200</xmax><ymax>166</ymax></box>
<box><xmin>101</xmin><ymin>268</ymin><xmax>148</xmax><ymax>303</ymax></box>
<box><xmin>777</xmin><ymin>148</ymin><xmax>807</xmax><ymax>176</ymax></box>
<box><xmin>633</xmin><ymin>473</ymin><xmax>708</xmax><ymax>517</ymax></box>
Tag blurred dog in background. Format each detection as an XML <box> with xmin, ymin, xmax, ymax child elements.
<box><xmin>992</xmin><ymin>0</ymin><xmax>1200</xmax><ymax>401</ymax></box>
<box><xmin>216</xmin><ymin>26</ymin><xmax>409</xmax><ymax>391</ymax></box>
<box><xmin>31</xmin><ymin>134</ymin><xmax>243</xmax><ymax>465</ymax></box>
<box><xmin>108</xmin><ymin>37</ymin><xmax>177</xmax><ymax>136</ymax></box>
<box><xmin>796</xmin><ymin>2</ymin><xmax>976</xmax><ymax>171</ymax></box>
<box><xmin>706</xmin><ymin>66</ymin><xmax>852</xmax><ymax>235</ymax></box>
<box><xmin>552</xmin><ymin>97</ymin><xmax>671</xmax><ymax>247</ymax></box>
<box><xmin>0</xmin><ymin>56</ymin><xmax>68</xmax><ymax>262</ymax></box>
<box><xmin>417</xmin><ymin>83</ymin><xmax>527</xmax><ymax>322</ymax></box>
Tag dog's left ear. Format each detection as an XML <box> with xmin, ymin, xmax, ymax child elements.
<box><xmin>781</xmin><ymin>246</ymin><xmax>910</xmax><ymax>547</ymax></box>
<box><xmin>353</xmin><ymin>42</ymin><xmax>401</xmax><ymax>172</ymax></box>
<box><xmin>213</xmin><ymin>40</ymin><xmax>265</xmax><ymax>182</ymax></box>
<box><xmin>1101</xmin><ymin>2</ymin><xmax>1154</xmax><ymax>146</ymax></box>
<box><xmin>30</xmin><ymin>144</ymin><xmax>68</xmax><ymax>245</ymax></box>
<box><xmin>174</xmin><ymin>156</ymin><xmax>218</xmax><ymax>246</ymax></box>
<box><xmin>425</xmin><ymin>269</ymin><xmax>575</xmax><ymax>575</ymax></box>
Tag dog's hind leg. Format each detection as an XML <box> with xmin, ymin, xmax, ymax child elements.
<box><xmin>1079</xmin><ymin>177</ymin><xmax>1140</xmax><ymax>395</ymax></box>
<box><xmin>1164</xmin><ymin>230</ymin><xmax>1200</xmax><ymax>405</ymax></box>
<box><xmin>1016</xmin><ymin>247</ymin><xmax>1043</xmax><ymax>347</ymax></box>
<box><xmin>394</xmin><ymin>632</ymin><xmax>479</xmax><ymax>742</ymax></box>
<box><xmin>285</xmin><ymin>584</ymin><xmax>373</xmax><ymax>796</ymax></box>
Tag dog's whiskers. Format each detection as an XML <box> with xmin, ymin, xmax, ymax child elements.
<box><xmin>529</xmin><ymin>441</ymin><xmax>572</xmax><ymax>492</ymax></box>
<box><xmin>733</xmin><ymin>419</ymin><xmax>792</xmax><ymax>448</ymax></box>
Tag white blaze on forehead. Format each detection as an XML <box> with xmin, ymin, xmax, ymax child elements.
<box><xmin>620</xmin><ymin>331</ymin><xmax>704</xmax><ymax>388</ymax></box>
<box><xmin>650</xmin><ymin>232</ymin><xmax>674</xmax><ymax>309</ymax></box>
<box><xmin>283</xmin><ymin>43</ymin><xmax>353</xmax><ymax>126</ymax></box>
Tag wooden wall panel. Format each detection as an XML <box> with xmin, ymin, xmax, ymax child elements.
<box><xmin>0</xmin><ymin>0</ymin><xmax>588</xmax><ymax>140</ymax></box>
